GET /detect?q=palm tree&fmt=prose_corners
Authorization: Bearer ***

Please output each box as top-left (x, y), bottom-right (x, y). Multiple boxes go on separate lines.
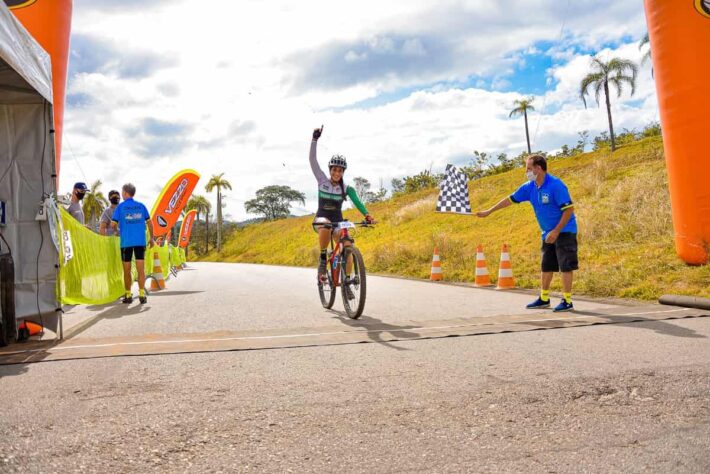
top-left (205, 173), bottom-right (232, 252)
top-left (82, 179), bottom-right (108, 231)
top-left (186, 195), bottom-right (211, 223)
top-left (639, 32), bottom-right (655, 79)
top-left (509, 97), bottom-right (535, 154)
top-left (639, 33), bottom-right (651, 66)
top-left (186, 195), bottom-right (211, 253)
top-left (580, 57), bottom-right (638, 152)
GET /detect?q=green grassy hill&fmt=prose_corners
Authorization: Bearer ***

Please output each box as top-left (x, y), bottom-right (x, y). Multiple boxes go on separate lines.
top-left (204, 137), bottom-right (709, 300)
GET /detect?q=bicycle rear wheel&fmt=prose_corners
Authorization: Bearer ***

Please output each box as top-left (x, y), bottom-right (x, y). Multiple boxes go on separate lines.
top-left (341, 246), bottom-right (366, 319)
top-left (318, 260), bottom-right (337, 309)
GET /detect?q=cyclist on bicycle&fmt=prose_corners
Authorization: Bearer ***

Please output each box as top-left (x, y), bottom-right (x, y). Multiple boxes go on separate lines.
top-left (310, 126), bottom-right (374, 277)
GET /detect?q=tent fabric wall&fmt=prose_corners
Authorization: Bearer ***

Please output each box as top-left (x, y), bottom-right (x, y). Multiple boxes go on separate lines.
top-left (0, 3), bottom-right (51, 102)
top-left (0, 3), bottom-right (58, 330)
top-left (0, 100), bottom-right (58, 323)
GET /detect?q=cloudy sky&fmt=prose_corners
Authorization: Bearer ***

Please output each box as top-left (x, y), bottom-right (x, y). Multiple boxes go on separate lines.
top-left (62, 0), bottom-right (656, 220)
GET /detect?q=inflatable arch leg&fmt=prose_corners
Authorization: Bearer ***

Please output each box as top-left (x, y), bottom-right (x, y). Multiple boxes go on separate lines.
top-left (8, 0), bottom-right (73, 182)
top-left (644, 0), bottom-right (710, 265)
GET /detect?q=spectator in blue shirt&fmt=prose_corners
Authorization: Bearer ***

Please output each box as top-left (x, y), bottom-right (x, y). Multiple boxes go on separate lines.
top-left (476, 154), bottom-right (578, 312)
top-left (111, 183), bottom-right (155, 305)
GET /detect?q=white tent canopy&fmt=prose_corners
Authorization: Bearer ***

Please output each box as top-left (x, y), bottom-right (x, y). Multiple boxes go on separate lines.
top-left (0, 2), bottom-right (59, 333)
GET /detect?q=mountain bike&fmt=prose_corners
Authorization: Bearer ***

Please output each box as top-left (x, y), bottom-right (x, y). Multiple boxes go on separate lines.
top-left (315, 221), bottom-right (372, 319)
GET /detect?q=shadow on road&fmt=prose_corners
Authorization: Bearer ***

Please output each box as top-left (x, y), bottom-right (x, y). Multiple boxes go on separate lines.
top-left (146, 290), bottom-right (205, 297)
top-left (563, 310), bottom-right (706, 339)
top-left (328, 310), bottom-right (420, 351)
top-left (0, 303), bottom-right (150, 372)
top-left (64, 303), bottom-right (151, 340)
top-left (0, 360), bottom-right (33, 378)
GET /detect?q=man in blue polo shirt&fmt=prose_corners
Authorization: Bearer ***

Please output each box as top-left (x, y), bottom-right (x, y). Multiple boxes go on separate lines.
top-left (476, 154), bottom-right (578, 312)
top-left (111, 183), bottom-right (155, 304)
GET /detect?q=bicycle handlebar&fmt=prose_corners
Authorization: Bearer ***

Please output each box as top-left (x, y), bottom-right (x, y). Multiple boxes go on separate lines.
top-left (313, 221), bottom-right (375, 229)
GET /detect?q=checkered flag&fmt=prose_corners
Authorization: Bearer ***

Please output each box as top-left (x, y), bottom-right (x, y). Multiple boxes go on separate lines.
top-left (436, 164), bottom-right (472, 214)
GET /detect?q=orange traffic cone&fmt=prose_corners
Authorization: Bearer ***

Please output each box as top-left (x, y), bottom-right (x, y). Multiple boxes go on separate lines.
top-left (430, 247), bottom-right (443, 281)
top-left (18, 320), bottom-right (43, 339)
top-left (496, 244), bottom-right (515, 289)
top-left (474, 245), bottom-right (492, 287)
top-left (149, 251), bottom-right (166, 291)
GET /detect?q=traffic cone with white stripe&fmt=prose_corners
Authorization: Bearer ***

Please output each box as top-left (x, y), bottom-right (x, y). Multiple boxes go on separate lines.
top-left (496, 244), bottom-right (515, 289)
top-left (474, 245), bottom-right (492, 287)
top-left (430, 247), bottom-right (443, 281)
top-left (149, 251), bottom-right (166, 291)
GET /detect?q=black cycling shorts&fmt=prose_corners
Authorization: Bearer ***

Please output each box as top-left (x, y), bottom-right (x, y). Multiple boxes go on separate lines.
top-left (541, 232), bottom-right (579, 272)
top-left (121, 246), bottom-right (146, 262)
top-left (312, 210), bottom-right (344, 233)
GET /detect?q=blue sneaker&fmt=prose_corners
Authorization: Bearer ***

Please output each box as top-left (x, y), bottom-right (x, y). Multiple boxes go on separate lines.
top-left (553, 299), bottom-right (574, 312)
top-left (526, 297), bottom-right (551, 309)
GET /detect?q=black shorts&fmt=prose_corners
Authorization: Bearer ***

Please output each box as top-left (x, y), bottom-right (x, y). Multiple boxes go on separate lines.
top-left (541, 232), bottom-right (579, 272)
top-left (312, 210), bottom-right (344, 233)
top-left (316, 209), bottom-right (343, 222)
top-left (121, 246), bottom-right (146, 262)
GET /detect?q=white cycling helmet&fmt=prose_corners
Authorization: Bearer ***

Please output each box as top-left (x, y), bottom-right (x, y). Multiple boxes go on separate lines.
top-left (328, 154), bottom-right (347, 170)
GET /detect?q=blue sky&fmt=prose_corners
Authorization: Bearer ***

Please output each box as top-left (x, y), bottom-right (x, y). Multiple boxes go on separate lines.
top-left (63, 0), bottom-right (656, 219)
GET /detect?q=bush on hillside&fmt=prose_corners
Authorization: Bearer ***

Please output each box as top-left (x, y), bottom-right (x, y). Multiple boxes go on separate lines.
top-left (392, 169), bottom-right (443, 198)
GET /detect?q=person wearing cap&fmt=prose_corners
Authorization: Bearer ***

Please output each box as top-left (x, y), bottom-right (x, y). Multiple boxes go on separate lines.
top-left (68, 182), bottom-right (88, 225)
top-left (476, 154), bottom-right (578, 312)
top-left (99, 190), bottom-right (121, 236)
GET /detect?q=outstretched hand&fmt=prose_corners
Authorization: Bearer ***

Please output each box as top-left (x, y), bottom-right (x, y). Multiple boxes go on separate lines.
top-left (476, 210), bottom-right (491, 218)
top-left (312, 125), bottom-right (324, 140)
top-left (365, 214), bottom-right (375, 224)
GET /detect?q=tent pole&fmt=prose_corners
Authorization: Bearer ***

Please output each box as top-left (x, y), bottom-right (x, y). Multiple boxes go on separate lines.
top-left (47, 100), bottom-right (63, 340)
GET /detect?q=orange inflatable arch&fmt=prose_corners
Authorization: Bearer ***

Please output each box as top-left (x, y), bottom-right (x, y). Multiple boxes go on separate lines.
top-left (645, 0), bottom-right (710, 265)
top-left (7, 0), bottom-right (72, 182)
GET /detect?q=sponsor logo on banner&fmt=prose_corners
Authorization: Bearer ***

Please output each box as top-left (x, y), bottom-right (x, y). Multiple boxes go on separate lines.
top-left (166, 179), bottom-right (189, 215)
top-left (696, 0), bottom-right (710, 18)
top-left (178, 210), bottom-right (197, 247)
top-left (4, 0), bottom-right (38, 9)
top-left (62, 230), bottom-right (74, 264)
top-left (151, 170), bottom-right (200, 238)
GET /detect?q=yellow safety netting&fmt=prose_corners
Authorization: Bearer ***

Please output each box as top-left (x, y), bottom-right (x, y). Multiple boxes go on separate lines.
top-left (58, 207), bottom-right (174, 305)
top-left (170, 245), bottom-right (180, 269)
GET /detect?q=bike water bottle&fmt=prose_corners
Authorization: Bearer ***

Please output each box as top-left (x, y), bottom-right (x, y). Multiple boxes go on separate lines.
top-left (333, 254), bottom-right (339, 269)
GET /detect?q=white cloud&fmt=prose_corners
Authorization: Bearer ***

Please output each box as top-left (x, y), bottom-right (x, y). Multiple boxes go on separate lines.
top-left (61, 0), bottom-right (655, 220)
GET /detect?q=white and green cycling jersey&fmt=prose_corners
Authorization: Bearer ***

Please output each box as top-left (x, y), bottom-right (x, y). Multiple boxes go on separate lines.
top-left (310, 139), bottom-right (368, 221)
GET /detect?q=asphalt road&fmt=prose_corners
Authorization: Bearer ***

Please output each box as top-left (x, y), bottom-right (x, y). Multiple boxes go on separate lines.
top-left (0, 262), bottom-right (708, 472)
top-left (60, 262), bottom-right (621, 339)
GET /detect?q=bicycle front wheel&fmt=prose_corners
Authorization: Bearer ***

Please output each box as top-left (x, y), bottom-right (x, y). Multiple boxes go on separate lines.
top-left (340, 246), bottom-right (366, 319)
top-left (318, 260), bottom-right (337, 309)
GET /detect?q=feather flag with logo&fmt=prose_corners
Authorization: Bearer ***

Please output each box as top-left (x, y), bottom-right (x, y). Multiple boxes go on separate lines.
top-left (151, 169), bottom-right (200, 239)
top-left (178, 209), bottom-right (197, 248)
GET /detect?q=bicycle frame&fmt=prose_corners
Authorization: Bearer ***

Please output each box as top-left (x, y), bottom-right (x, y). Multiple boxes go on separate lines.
top-left (327, 222), bottom-right (355, 286)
